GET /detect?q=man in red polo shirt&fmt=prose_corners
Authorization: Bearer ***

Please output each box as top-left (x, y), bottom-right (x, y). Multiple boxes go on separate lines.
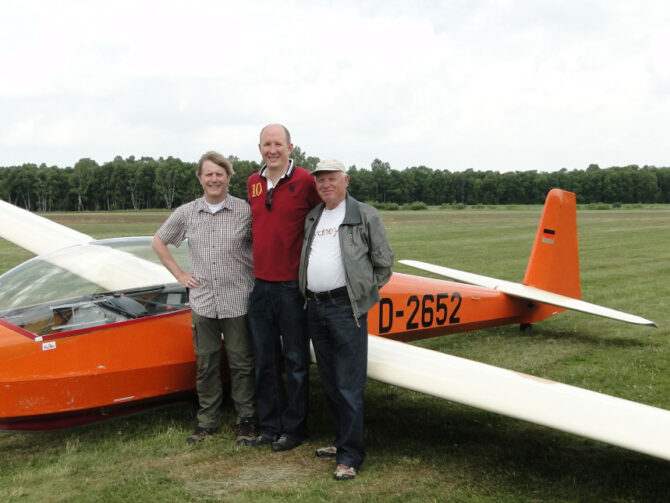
top-left (247, 124), bottom-right (321, 451)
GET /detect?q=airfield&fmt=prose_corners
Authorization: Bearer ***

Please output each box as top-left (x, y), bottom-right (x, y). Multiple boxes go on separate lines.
top-left (1, 204), bottom-right (669, 502)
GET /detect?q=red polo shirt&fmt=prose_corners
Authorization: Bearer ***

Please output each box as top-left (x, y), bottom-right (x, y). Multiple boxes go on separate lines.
top-left (248, 163), bottom-right (320, 281)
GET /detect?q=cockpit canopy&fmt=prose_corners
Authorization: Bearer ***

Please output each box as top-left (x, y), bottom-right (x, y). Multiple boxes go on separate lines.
top-left (0, 237), bottom-right (189, 312)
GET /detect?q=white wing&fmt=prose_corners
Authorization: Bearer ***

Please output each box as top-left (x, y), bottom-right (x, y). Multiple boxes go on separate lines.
top-left (399, 259), bottom-right (656, 327)
top-left (40, 243), bottom-right (176, 291)
top-left (0, 200), bottom-right (174, 290)
top-left (0, 199), bottom-right (94, 254)
top-left (363, 335), bottom-right (670, 461)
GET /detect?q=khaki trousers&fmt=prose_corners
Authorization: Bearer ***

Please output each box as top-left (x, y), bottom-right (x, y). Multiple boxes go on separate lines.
top-left (191, 311), bottom-right (256, 428)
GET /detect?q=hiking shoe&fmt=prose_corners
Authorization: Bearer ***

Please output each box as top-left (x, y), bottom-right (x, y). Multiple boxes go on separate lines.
top-left (333, 464), bottom-right (357, 481)
top-left (236, 417), bottom-right (257, 446)
top-left (186, 426), bottom-right (218, 445)
top-left (271, 435), bottom-right (302, 452)
top-left (315, 445), bottom-right (337, 458)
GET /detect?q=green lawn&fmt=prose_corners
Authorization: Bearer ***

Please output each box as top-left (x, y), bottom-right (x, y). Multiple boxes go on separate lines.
top-left (1, 205), bottom-right (669, 502)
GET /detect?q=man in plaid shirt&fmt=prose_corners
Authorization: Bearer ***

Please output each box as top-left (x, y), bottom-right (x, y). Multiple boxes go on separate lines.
top-left (152, 151), bottom-right (257, 446)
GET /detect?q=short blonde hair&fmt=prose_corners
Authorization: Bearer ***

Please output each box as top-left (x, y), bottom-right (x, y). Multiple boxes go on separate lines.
top-left (197, 151), bottom-right (234, 177)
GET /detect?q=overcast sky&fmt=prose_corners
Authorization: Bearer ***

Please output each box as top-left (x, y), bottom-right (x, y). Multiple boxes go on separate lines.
top-left (1, 0), bottom-right (668, 173)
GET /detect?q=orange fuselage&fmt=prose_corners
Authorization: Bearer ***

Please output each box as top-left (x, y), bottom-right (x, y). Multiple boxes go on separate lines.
top-left (0, 310), bottom-right (196, 429)
top-left (0, 272), bottom-right (561, 429)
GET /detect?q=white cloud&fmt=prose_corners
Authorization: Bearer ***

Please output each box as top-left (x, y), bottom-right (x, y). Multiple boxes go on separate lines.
top-left (1, 0), bottom-right (669, 171)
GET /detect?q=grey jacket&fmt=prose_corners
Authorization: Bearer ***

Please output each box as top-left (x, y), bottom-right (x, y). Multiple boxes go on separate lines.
top-left (299, 193), bottom-right (395, 323)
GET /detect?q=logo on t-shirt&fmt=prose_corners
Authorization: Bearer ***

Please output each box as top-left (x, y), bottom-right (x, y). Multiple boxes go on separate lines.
top-left (250, 182), bottom-right (263, 198)
top-left (315, 226), bottom-right (339, 237)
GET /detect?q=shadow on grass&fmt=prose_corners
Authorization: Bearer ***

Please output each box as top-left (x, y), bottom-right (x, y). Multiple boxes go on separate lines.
top-left (529, 325), bottom-right (650, 348)
top-left (0, 400), bottom-right (197, 459)
top-left (4, 366), bottom-right (669, 501)
top-left (364, 385), bottom-right (670, 501)
top-left (417, 324), bottom-right (651, 354)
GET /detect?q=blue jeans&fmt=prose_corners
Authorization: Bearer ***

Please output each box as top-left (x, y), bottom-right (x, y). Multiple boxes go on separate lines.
top-left (248, 279), bottom-right (309, 441)
top-left (308, 293), bottom-right (368, 470)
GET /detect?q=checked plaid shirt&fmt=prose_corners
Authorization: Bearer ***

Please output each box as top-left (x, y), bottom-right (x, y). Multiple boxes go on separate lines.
top-left (156, 195), bottom-right (254, 319)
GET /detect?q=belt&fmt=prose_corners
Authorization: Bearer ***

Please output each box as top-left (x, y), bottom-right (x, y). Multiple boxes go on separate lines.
top-left (306, 286), bottom-right (348, 301)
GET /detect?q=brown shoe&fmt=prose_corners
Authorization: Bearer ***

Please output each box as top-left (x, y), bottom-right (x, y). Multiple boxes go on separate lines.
top-left (186, 426), bottom-right (218, 445)
top-left (236, 417), bottom-right (257, 446)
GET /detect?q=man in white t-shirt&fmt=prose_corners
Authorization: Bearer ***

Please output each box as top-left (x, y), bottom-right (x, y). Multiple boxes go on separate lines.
top-left (298, 159), bottom-right (394, 481)
top-left (153, 151), bottom-right (256, 446)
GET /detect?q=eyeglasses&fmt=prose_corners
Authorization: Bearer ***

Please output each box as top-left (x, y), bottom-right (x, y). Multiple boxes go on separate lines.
top-left (265, 187), bottom-right (274, 210)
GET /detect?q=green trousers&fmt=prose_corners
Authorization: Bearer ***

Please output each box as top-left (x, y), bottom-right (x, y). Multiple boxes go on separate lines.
top-left (191, 311), bottom-right (256, 428)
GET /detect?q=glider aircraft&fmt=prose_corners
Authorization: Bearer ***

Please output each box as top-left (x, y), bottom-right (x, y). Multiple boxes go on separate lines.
top-left (0, 189), bottom-right (666, 462)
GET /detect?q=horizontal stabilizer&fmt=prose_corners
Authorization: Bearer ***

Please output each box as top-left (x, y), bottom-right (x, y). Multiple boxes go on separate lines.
top-left (399, 259), bottom-right (656, 327)
top-left (363, 334), bottom-right (670, 461)
top-left (0, 200), bottom-right (94, 255)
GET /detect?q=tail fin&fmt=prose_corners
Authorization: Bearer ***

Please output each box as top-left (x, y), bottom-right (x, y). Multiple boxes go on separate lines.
top-left (523, 189), bottom-right (581, 299)
top-left (401, 188), bottom-right (655, 326)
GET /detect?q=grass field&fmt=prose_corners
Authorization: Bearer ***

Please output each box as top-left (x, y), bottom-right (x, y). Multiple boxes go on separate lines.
top-left (1, 204), bottom-right (669, 502)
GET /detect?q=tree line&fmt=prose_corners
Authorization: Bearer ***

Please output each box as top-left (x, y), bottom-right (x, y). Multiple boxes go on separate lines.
top-left (1, 147), bottom-right (669, 212)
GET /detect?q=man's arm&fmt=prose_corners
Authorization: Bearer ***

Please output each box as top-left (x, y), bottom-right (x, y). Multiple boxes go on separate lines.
top-left (151, 234), bottom-right (200, 289)
top-left (367, 212), bottom-right (395, 288)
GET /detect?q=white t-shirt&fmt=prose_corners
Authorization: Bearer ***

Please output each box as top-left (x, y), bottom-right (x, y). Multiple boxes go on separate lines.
top-left (206, 200), bottom-right (226, 213)
top-left (306, 200), bottom-right (347, 292)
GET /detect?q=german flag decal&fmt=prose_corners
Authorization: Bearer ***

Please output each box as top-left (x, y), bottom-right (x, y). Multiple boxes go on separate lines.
top-left (542, 228), bottom-right (555, 244)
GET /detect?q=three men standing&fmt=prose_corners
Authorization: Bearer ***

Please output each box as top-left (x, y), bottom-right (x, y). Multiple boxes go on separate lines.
top-left (153, 131), bottom-right (394, 483)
